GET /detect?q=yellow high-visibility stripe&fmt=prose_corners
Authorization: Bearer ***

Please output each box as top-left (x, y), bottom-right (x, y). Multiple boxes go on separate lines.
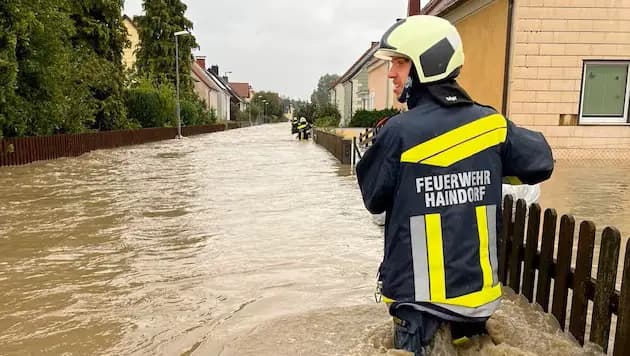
top-left (400, 114), bottom-right (507, 166)
top-left (421, 128), bottom-right (507, 167)
top-left (476, 206), bottom-right (494, 289)
top-left (503, 176), bottom-right (523, 185)
top-left (441, 283), bottom-right (502, 308)
top-left (425, 213), bottom-right (446, 302)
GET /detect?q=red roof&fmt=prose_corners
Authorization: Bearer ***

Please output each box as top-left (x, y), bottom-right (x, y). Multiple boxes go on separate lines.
top-left (229, 82), bottom-right (251, 99)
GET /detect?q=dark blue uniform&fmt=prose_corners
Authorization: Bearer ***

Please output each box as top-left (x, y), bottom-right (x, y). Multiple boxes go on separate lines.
top-left (357, 93), bottom-right (553, 322)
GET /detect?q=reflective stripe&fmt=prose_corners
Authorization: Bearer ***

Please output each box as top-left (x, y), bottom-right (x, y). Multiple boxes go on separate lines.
top-left (422, 128), bottom-right (507, 167)
top-left (502, 176), bottom-right (523, 185)
top-left (410, 215), bottom-right (430, 301)
top-left (433, 295), bottom-right (502, 318)
top-left (400, 114), bottom-right (507, 167)
top-left (440, 283), bottom-right (502, 308)
top-left (425, 213), bottom-right (446, 302)
top-left (405, 210), bottom-right (502, 314)
top-left (487, 205), bottom-right (499, 285)
top-left (475, 206), bottom-right (493, 289)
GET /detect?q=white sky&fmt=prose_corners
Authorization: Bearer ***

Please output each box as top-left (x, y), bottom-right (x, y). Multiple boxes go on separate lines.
top-left (124, 0), bottom-right (429, 99)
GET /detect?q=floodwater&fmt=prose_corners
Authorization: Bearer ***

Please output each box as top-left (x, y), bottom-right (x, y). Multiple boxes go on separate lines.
top-left (0, 123), bottom-right (617, 355)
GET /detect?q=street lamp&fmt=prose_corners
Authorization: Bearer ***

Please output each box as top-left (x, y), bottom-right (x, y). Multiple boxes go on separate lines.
top-left (262, 100), bottom-right (268, 123)
top-left (174, 30), bottom-right (191, 139)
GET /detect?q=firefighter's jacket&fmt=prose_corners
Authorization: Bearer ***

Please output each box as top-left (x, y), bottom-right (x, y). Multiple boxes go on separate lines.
top-left (356, 93), bottom-right (553, 320)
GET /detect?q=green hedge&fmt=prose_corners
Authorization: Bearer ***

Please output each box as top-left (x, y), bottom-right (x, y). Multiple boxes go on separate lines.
top-left (313, 104), bottom-right (341, 127)
top-left (348, 108), bottom-right (401, 127)
top-left (124, 86), bottom-right (176, 128)
top-left (124, 85), bottom-right (215, 128)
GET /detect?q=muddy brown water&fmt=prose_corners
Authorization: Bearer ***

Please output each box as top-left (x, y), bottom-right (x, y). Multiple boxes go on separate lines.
top-left (0, 123), bottom-right (620, 355)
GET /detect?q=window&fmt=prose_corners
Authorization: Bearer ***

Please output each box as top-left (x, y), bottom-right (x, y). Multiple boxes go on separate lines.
top-left (580, 61), bottom-right (630, 124)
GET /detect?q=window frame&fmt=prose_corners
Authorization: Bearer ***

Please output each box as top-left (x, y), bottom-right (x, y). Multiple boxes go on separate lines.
top-left (578, 60), bottom-right (630, 125)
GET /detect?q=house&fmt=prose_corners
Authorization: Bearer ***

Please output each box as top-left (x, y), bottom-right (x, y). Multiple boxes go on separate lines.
top-left (229, 82), bottom-right (253, 112)
top-left (417, 0), bottom-right (630, 159)
top-left (213, 69), bottom-right (245, 118)
top-left (191, 57), bottom-right (237, 121)
top-left (122, 15), bottom-right (140, 71)
top-left (330, 42), bottom-right (380, 126)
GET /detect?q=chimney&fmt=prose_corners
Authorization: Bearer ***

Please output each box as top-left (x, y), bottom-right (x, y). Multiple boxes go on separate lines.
top-left (408, 0), bottom-right (421, 15)
top-left (195, 56), bottom-right (206, 69)
top-left (222, 75), bottom-right (229, 82)
top-left (210, 65), bottom-right (219, 75)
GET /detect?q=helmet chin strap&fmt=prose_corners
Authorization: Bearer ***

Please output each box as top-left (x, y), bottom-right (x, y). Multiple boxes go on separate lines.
top-left (397, 76), bottom-right (413, 103)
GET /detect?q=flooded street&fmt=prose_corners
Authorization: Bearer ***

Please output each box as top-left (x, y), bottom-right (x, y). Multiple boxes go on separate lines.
top-left (0, 123), bottom-right (621, 355)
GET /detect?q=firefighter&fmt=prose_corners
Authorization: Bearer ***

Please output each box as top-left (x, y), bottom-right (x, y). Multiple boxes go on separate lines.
top-left (356, 15), bottom-right (554, 355)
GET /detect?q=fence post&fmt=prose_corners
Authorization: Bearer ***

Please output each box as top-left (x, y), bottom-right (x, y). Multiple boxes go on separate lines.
top-left (569, 221), bottom-right (596, 345)
top-left (509, 199), bottom-right (527, 292)
top-left (536, 208), bottom-right (558, 312)
top-left (614, 242), bottom-right (630, 356)
top-left (590, 227), bottom-right (621, 353)
top-left (498, 195), bottom-right (513, 284)
top-left (522, 203), bottom-right (541, 302)
top-left (352, 136), bottom-right (356, 173)
top-left (551, 215), bottom-right (576, 330)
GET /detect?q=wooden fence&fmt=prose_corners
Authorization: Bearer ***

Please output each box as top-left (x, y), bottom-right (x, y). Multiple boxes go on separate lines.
top-left (500, 196), bottom-right (629, 355)
top-left (0, 123), bottom-right (239, 167)
top-left (313, 129), bottom-right (352, 165)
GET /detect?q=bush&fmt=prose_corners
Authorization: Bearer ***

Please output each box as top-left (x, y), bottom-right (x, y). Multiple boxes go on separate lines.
top-left (180, 99), bottom-right (205, 126)
top-left (313, 104), bottom-right (341, 127)
top-left (348, 108), bottom-right (401, 127)
top-left (314, 116), bottom-right (339, 127)
top-left (124, 79), bottom-right (176, 128)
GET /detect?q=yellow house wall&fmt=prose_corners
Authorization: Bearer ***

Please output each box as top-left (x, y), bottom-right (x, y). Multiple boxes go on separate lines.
top-left (122, 18), bottom-right (139, 71)
top-left (507, 0), bottom-right (630, 156)
top-left (445, 0), bottom-right (509, 113)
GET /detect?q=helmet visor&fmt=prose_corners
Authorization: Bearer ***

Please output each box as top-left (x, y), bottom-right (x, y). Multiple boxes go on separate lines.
top-left (374, 48), bottom-right (409, 61)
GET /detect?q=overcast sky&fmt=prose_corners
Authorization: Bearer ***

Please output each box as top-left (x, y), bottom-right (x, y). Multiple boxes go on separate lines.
top-left (124, 1), bottom-right (427, 100)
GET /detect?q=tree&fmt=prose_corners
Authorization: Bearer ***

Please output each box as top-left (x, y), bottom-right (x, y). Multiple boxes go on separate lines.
top-left (0, 1), bottom-right (19, 136)
top-left (67, 0), bottom-right (129, 130)
top-left (252, 91), bottom-right (283, 121)
top-left (135, 0), bottom-right (199, 98)
top-left (0, 0), bottom-right (82, 137)
top-left (310, 73), bottom-right (339, 107)
top-left (294, 102), bottom-right (316, 123)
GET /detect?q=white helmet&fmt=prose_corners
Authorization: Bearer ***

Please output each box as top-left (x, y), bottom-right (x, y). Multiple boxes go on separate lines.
top-left (375, 15), bottom-right (464, 84)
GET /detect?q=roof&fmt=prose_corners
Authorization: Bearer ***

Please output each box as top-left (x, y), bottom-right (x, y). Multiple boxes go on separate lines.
top-left (191, 61), bottom-right (222, 92)
top-left (422, 0), bottom-right (469, 16)
top-left (229, 82), bottom-right (251, 99)
top-left (214, 74), bottom-right (243, 102)
top-left (330, 41), bottom-right (380, 89)
top-left (192, 62), bottom-right (244, 103)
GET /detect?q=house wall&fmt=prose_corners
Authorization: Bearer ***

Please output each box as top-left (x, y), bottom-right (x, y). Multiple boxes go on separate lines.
top-left (333, 84), bottom-right (346, 127)
top-left (369, 61), bottom-right (390, 110)
top-left (342, 82), bottom-right (353, 126)
top-left (353, 68), bottom-right (370, 112)
top-left (193, 77), bottom-right (211, 107)
top-left (443, 0), bottom-right (509, 112)
top-left (122, 18), bottom-right (140, 70)
top-left (508, 0), bottom-right (630, 155)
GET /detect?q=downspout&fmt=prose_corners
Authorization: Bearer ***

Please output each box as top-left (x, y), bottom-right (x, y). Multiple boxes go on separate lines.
top-left (350, 80), bottom-right (353, 125)
top-left (501, 0), bottom-right (515, 116)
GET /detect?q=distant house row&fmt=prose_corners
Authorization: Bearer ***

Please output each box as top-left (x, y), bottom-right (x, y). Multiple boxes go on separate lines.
top-left (328, 42), bottom-right (404, 127)
top-left (331, 0), bottom-right (630, 158)
top-left (122, 15), bottom-right (253, 121)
